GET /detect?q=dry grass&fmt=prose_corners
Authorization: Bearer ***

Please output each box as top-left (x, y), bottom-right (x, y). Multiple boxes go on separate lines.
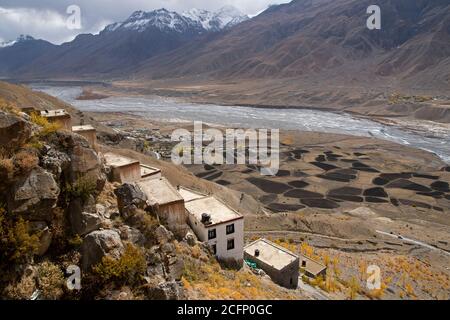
top-left (30, 113), bottom-right (61, 136)
top-left (37, 261), bottom-right (65, 300)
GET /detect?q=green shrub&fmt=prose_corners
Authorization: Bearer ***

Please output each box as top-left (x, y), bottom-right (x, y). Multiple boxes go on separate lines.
top-left (92, 243), bottom-right (146, 285)
top-left (65, 176), bottom-right (97, 203)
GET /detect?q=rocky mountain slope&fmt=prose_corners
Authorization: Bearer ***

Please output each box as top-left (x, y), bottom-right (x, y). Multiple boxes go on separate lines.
top-left (0, 6), bottom-right (248, 79)
top-left (0, 82), bottom-right (306, 300)
top-left (134, 0), bottom-right (450, 90)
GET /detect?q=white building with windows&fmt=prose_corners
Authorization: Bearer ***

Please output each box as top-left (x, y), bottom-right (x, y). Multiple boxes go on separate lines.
top-left (180, 187), bottom-right (244, 266)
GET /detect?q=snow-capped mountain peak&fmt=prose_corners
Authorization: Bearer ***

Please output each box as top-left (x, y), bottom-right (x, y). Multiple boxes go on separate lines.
top-left (182, 6), bottom-right (249, 31)
top-left (102, 6), bottom-right (249, 35)
top-left (103, 8), bottom-right (203, 34)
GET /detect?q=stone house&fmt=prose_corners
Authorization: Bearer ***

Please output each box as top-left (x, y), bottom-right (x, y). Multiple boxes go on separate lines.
top-left (244, 238), bottom-right (299, 288)
top-left (104, 152), bottom-right (142, 184)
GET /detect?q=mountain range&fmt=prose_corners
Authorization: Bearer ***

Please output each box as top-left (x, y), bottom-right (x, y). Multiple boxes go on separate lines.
top-left (0, 6), bottom-right (248, 78)
top-left (0, 0), bottom-right (449, 90)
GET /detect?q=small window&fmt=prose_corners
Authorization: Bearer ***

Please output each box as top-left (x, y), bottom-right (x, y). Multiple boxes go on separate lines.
top-left (227, 239), bottom-right (235, 250)
top-left (226, 224), bottom-right (235, 235)
top-left (208, 229), bottom-right (217, 240)
top-left (212, 244), bottom-right (217, 255)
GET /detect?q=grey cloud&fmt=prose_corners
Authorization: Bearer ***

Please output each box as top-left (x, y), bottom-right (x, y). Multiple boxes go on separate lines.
top-left (0, 0), bottom-right (290, 44)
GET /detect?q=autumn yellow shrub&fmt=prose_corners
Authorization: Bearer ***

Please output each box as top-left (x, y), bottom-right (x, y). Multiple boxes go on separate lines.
top-left (30, 113), bottom-right (60, 136)
top-left (347, 276), bottom-right (360, 300)
top-left (0, 209), bottom-right (40, 267)
top-left (93, 243), bottom-right (147, 285)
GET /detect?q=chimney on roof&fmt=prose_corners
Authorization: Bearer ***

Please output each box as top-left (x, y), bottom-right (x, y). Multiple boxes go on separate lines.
top-left (201, 213), bottom-right (211, 225)
top-left (255, 249), bottom-right (260, 257)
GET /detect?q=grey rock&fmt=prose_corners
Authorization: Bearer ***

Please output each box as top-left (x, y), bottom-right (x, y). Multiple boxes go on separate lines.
top-left (8, 166), bottom-right (60, 221)
top-left (69, 198), bottom-right (103, 236)
top-left (155, 225), bottom-right (173, 245)
top-left (81, 230), bottom-right (124, 270)
top-left (184, 232), bottom-right (197, 247)
top-left (147, 264), bottom-right (166, 278)
top-left (0, 111), bottom-right (32, 149)
top-left (167, 257), bottom-right (184, 281)
top-left (161, 242), bottom-right (175, 255)
top-left (118, 225), bottom-right (145, 246)
top-left (40, 149), bottom-right (70, 179)
top-left (146, 281), bottom-right (183, 300)
top-left (68, 134), bottom-right (106, 191)
top-left (114, 183), bottom-right (148, 219)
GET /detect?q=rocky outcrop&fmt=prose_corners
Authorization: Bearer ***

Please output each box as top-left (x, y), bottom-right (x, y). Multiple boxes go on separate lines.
top-left (146, 281), bottom-right (184, 300)
top-left (8, 166), bottom-right (60, 221)
top-left (41, 148), bottom-right (71, 179)
top-left (118, 225), bottom-right (146, 246)
top-left (50, 131), bottom-right (106, 191)
top-left (114, 183), bottom-right (148, 219)
top-left (0, 111), bottom-right (32, 149)
top-left (81, 230), bottom-right (124, 270)
top-left (68, 198), bottom-right (106, 236)
top-left (155, 225), bottom-right (174, 245)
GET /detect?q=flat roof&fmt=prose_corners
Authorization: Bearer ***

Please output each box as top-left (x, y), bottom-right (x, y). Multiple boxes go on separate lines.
top-left (300, 254), bottom-right (327, 276)
top-left (72, 125), bottom-right (96, 132)
top-left (178, 186), bottom-right (208, 202)
top-left (140, 164), bottom-right (161, 177)
top-left (40, 109), bottom-right (70, 118)
top-left (137, 177), bottom-right (183, 205)
top-left (104, 152), bottom-right (140, 168)
top-left (244, 239), bottom-right (298, 271)
top-left (185, 196), bottom-right (242, 226)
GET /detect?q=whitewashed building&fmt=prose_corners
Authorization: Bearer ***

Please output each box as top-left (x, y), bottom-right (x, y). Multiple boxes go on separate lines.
top-left (180, 187), bottom-right (244, 265)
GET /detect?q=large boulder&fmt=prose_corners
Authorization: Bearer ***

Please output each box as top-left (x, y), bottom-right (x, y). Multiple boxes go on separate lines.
top-left (0, 112), bottom-right (32, 149)
top-left (81, 230), bottom-right (124, 270)
top-left (51, 131), bottom-right (105, 191)
top-left (69, 199), bottom-right (103, 236)
top-left (114, 184), bottom-right (148, 219)
top-left (8, 166), bottom-right (60, 221)
top-left (69, 143), bottom-right (106, 191)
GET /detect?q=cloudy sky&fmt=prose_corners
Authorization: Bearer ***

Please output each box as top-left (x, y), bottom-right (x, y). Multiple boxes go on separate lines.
top-left (0, 0), bottom-right (290, 44)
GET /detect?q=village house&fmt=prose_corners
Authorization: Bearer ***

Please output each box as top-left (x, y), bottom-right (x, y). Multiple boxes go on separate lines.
top-left (244, 238), bottom-right (299, 289)
top-left (137, 177), bottom-right (187, 238)
top-left (300, 254), bottom-right (327, 279)
top-left (72, 125), bottom-right (97, 150)
top-left (140, 164), bottom-right (162, 180)
top-left (40, 109), bottom-right (72, 131)
top-left (104, 152), bottom-right (142, 184)
top-left (180, 187), bottom-right (244, 266)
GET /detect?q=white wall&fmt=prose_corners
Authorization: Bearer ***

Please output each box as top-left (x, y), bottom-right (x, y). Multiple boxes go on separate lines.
top-left (188, 214), bottom-right (244, 263)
